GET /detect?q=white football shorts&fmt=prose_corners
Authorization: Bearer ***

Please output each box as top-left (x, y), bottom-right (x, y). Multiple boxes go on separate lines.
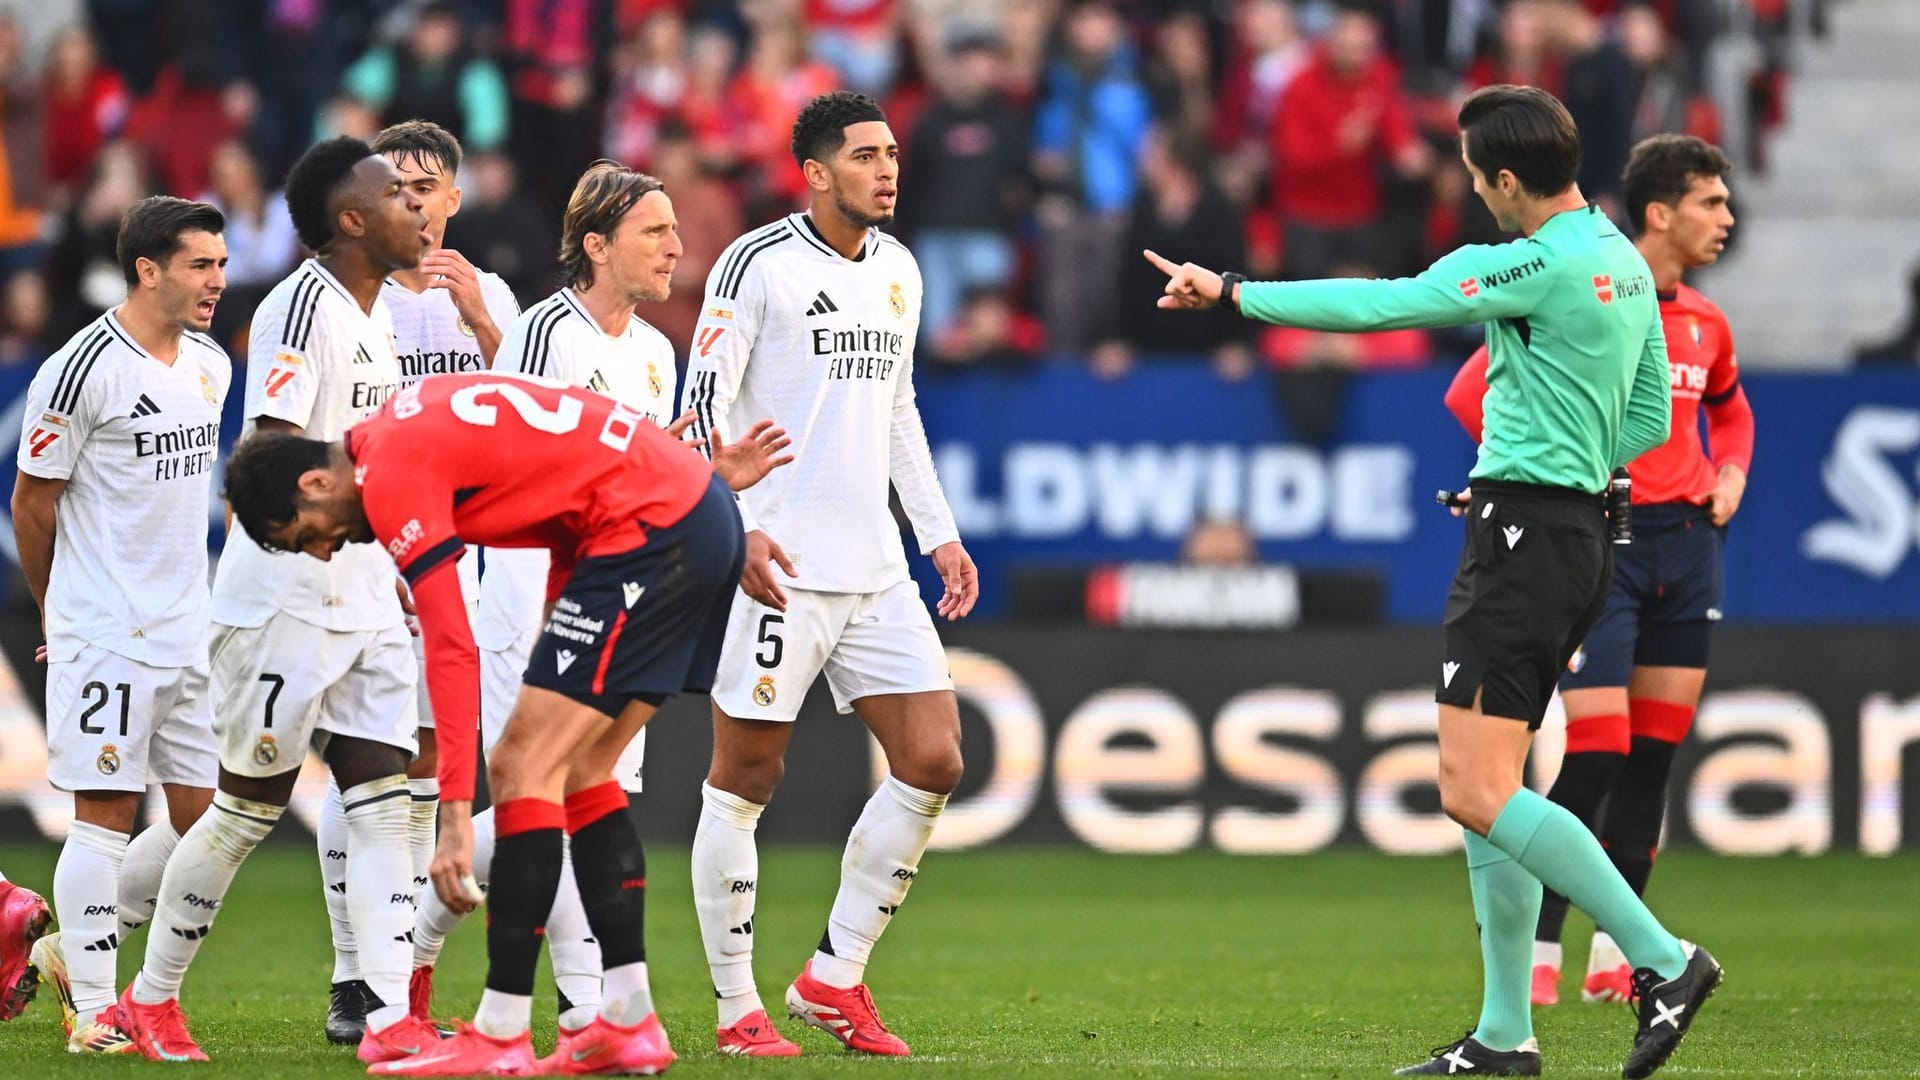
top-left (710, 580), bottom-right (952, 723)
top-left (46, 644), bottom-right (216, 793)
top-left (211, 613), bottom-right (417, 778)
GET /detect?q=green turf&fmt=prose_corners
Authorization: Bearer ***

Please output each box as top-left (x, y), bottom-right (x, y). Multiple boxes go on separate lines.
top-left (1, 843), bottom-right (1913, 1077)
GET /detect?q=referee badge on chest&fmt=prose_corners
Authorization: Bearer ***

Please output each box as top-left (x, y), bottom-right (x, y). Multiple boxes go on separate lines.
top-left (888, 281), bottom-right (905, 319)
top-left (753, 677), bottom-right (777, 707)
top-left (96, 744), bottom-right (121, 776)
top-left (253, 734), bottom-right (278, 768)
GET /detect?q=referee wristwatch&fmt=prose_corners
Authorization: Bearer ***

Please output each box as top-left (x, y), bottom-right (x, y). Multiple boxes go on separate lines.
top-left (1218, 272), bottom-right (1246, 314)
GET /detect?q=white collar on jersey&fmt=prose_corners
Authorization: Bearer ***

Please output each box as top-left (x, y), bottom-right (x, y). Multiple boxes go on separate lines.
top-left (790, 212), bottom-right (880, 263)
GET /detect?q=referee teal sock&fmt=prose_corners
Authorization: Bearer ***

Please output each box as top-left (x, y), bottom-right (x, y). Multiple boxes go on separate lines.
top-left (1464, 831), bottom-right (1539, 1052)
top-left (1487, 788), bottom-right (1687, 980)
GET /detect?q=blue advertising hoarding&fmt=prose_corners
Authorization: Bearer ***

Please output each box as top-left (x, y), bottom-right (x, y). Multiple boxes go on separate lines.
top-left (913, 365), bottom-right (1920, 623)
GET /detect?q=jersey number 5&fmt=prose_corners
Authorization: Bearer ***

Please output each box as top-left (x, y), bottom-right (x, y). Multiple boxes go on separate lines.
top-left (450, 381), bottom-right (650, 452)
top-left (755, 613), bottom-right (784, 669)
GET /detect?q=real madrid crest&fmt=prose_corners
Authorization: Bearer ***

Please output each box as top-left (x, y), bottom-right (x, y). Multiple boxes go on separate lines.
top-left (888, 281), bottom-right (905, 319)
top-left (647, 361), bottom-right (662, 398)
top-left (200, 373), bottom-right (219, 406)
top-left (97, 744), bottom-right (121, 775)
top-left (457, 314), bottom-right (476, 337)
top-left (753, 676), bottom-right (777, 707)
top-left (254, 735), bottom-right (279, 767)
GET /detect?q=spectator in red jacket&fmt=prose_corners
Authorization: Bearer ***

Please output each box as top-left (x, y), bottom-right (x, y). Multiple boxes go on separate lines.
top-left (1268, 8), bottom-right (1428, 280)
top-left (42, 25), bottom-right (128, 201)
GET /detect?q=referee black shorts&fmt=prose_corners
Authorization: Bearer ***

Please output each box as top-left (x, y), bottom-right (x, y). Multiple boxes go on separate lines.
top-left (1437, 479), bottom-right (1613, 728)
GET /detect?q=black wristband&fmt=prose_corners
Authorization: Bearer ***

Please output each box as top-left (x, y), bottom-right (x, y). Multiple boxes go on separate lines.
top-left (1219, 272), bottom-right (1246, 314)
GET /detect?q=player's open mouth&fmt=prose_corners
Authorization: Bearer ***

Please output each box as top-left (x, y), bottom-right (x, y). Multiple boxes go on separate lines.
top-left (196, 298), bottom-right (218, 317)
top-left (874, 190), bottom-right (896, 206)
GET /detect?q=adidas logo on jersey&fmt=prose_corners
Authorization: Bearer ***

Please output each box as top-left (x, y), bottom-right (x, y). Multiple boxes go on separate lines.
top-left (804, 291), bottom-right (839, 317)
top-left (130, 394), bottom-right (162, 418)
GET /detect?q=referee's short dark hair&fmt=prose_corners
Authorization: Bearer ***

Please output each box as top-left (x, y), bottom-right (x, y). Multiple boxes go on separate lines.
top-left (372, 119), bottom-right (463, 179)
top-left (791, 90), bottom-right (888, 169)
top-left (1623, 134), bottom-right (1732, 234)
top-left (117, 196), bottom-right (225, 285)
top-left (285, 136), bottom-right (378, 253)
top-left (224, 432), bottom-right (334, 550)
top-left (1457, 85), bottom-right (1582, 199)
top-left (559, 160), bottom-right (665, 291)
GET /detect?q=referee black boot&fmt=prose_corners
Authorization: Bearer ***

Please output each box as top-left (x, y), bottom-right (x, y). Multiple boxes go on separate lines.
top-left (1395, 1033), bottom-right (1541, 1076)
top-left (325, 979), bottom-right (375, 1044)
top-left (1622, 942), bottom-right (1722, 1078)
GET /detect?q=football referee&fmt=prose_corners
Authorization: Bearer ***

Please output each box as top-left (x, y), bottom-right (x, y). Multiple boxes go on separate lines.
top-left (1149, 85), bottom-right (1721, 1079)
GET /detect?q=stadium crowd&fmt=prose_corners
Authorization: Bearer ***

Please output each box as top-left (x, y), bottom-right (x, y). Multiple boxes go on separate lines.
top-left (0, 0), bottom-right (1797, 384)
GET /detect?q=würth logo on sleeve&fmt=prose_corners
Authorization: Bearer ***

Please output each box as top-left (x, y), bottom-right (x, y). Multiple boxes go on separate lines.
top-left (1594, 275), bottom-right (1615, 304)
top-left (1458, 278), bottom-right (1481, 299)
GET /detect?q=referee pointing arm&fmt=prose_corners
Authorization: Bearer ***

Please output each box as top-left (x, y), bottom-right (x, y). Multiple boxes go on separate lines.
top-left (1152, 85), bottom-right (1720, 1080)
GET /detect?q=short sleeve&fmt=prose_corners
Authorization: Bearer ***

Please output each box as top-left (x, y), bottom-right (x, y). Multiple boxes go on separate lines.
top-left (16, 348), bottom-right (102, 480)
top-left (247, 289), bottom-right (338, 430)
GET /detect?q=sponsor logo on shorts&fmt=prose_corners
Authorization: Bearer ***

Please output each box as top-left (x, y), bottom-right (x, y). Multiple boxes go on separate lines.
top-left (753, 676), bottom-right (777, 707)
top-left (1503, 525), bottom-right (1524, 549)
top-left (254, 735), bottom-right (278, 767)
top-left (557, 649), bottom-right (578, 675)
top-left (622, 581), bottom-right (645, 609)
top-left (97, 744), bottom-right (120, 775)
top-left (1706, 608), bottom-right (1723, 621)
top-left (1442, 661), bottom-right (1460, 688)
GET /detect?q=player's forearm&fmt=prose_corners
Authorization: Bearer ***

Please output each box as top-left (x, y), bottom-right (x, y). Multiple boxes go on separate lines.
top-left (470, 314), bottom-right (504, 367)
top-left (889, 404), bottom-right (960, 551)
top-left (1239, 276), bottom-right (1475, 332)
top-left (10, 484), bottom-right (59, 617)
top-left (1615, 350), bottom-right (1673, 467)
top-left (1704, 386), bottom-right (1755, 475)
top-left (413, 565), bottom-right (483, 799)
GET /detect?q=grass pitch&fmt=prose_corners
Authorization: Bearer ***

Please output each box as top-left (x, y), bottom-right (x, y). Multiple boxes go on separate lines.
top-left (0, 843), bottom-right (1913, 1078)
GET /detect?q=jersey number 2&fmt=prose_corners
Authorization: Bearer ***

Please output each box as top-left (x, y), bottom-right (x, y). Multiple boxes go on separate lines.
top-left (450, 382), bottom-right (649, 452)
top-left (79, 681), bottom-right (130, 736)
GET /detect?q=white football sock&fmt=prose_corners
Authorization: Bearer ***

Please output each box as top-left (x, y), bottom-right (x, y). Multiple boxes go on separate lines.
top-left (473, 989), bottom-right (531, 1040)
top-left (547, 840), bottom-right (602, 1022)
top-left (118, 821), bottom-right (180, 936)
top-left (811, 775), bottom-right (947, 990)
top-left (692, 782), bottom-right (765, 1027)
top-left (135, 791), bottom-right (282, 1004)
top-left (55, 820), bottom-right (129, 1016)
top-left (342, 775), bottom-right (414, 1031)
top-left (1533, 940), bottom-right (1563, 970)
top-left (319, 777), bottom-right (359, 983)
top-left (599, 961), bottom-right (652, 1027)
top-left (407, 777), bottom-right (439, 897)
top-left (413, 804), bottom-right (493, 970)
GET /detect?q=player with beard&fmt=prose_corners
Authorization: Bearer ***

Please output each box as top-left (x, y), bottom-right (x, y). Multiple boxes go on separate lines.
top-left (683, 90), bottom-right (978, 1058)
top-left (115, 138), bottom-right (442, 1066)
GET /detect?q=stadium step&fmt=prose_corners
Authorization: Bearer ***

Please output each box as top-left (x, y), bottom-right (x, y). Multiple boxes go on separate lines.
top-left (1700, 0), bottom-right (1920, 367)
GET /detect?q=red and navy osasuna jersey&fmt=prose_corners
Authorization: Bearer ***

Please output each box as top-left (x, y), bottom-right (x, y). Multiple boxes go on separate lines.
top-left (345, 372), bottom-right (713, 799)
top-left (1444, 282), bottom-right (1754, 505)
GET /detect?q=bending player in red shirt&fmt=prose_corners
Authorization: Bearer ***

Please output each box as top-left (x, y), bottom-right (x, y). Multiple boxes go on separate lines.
top-left (1444, 135), bottom-right (1755, 1007)
top-left (223, 373), bottom-right (791, 1075)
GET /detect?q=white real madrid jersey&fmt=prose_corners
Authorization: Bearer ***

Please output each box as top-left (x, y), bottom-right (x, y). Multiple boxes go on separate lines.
top-left (18, 310), bottom-right (231, 667)
top-left (382, 271), bottom-right (519, 602)
top-left (684, 213), bottom-right (958, 594)
top-left (471, 286), bottom-right (681, 650)
top-left (210, 259), bottom-right (406, 632)
top-left (382, 271), bottom-right (520, 385)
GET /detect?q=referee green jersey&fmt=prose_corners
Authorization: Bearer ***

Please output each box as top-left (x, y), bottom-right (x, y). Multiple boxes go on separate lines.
top-left (1240, 206), bottom-right (1671, 494)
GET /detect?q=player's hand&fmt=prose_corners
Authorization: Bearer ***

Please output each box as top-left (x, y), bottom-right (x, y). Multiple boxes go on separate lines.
top-left (34, 644), bottom-right (46, 663)
top-left (424, 249), bottom-right (488, 324)
top-left (1143, 249), bottom-right (1225, 310)
top-left (1450, 486), bottom-right (1472, 518)
top-left (431, 801), bottom-right (482, 915)
top-left (1709, 464), bottom-right (1746, 526)
top-left (710, 420), bottom-right (793, 491)
top-left (396, 580), bottom-right (420, 637)
top-left (931, 541), bottom-right (978, 621)
top-left (741, 530), bottom-right (796, 612)
top-left (665, 409), bottom-right (698, 441)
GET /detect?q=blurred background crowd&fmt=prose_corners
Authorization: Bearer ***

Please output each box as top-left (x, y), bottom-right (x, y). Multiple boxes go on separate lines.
top-left (0, 0), bottom-right (1850, 394)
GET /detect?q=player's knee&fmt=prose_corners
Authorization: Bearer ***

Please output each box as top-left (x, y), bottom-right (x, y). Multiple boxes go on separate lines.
top-left (709, 755), bottom-right (784, 806)
top-left (896, 743), bottom-right (963, 795)
top-left (1436, 769), bottom-right (1501, 835)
